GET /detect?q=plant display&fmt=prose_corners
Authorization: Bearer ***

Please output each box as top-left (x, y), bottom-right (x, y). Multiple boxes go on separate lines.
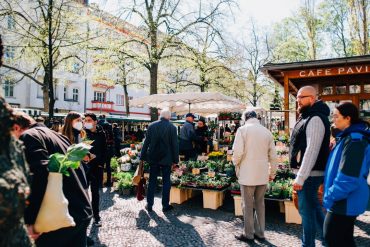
top-left (115, 172), bottom-right (134, 190)
top-left (218, 112), bottom-right (241, 120)
top-left (208, 151), bottom-right (225, 160)
top-left (265, 179), bottom-right (293, 199)
top-left (48, 143), bottom-right (91, 176)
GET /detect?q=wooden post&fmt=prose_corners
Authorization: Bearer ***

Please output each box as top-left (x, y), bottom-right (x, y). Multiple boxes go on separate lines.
top-left (284, 75), bottom-right (290, 133)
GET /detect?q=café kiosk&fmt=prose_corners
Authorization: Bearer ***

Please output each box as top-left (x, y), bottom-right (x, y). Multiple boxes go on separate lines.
top-left (262, 55), bottom-right (370, 132)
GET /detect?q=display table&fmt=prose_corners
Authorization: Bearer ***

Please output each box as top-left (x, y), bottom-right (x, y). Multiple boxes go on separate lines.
top-left (232, 196), bottom-right (301, 224)
top-left (170, 186), bottom-right (226, 210)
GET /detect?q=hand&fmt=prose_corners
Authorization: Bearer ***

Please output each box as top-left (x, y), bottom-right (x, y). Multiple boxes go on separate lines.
top-left (27, 225), bottom-right (40, 240)
top-left (171, 164), bottom-right (178, 171)
top-left (82, 154), bottom-right (90, 163)
top-left (293, 182), bottom-right (303, 191)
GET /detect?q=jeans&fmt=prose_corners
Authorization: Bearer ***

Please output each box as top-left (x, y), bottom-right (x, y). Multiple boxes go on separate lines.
top-left (89, 168), bottom-right (101, 221)
top-left (324, 211), bottom-right (356, 247)
top-left (105, 145), bottom-right (114, 185)
top-left (297, 176), bottom-right (325, 247)
top-left (240, 185), bottom-right (267, 239)
top-left (147, 164), bottom-right (172, 209)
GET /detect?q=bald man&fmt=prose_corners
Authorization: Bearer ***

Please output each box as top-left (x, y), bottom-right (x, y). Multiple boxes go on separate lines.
top-left (290, 86), bottom-right (330, 247)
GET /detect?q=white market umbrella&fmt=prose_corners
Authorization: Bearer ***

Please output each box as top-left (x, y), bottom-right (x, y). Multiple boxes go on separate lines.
top-left (129, 92), bottom-right (245, 115)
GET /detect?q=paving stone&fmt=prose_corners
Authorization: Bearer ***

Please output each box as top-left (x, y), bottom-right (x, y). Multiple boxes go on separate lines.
top-left (88, 188), bottom-right (370, 247)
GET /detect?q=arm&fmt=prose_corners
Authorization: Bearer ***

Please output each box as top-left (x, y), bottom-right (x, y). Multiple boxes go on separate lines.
top-left (140, 126), bottom-right (151, 161)
top-left (268, 135), bottom-right (278, 178)
top-left (171, 125), bottom-right (179, 164)
top-left (232, 129), bottom-right (245, 168)
top-left (294, 117), bottom-right (325, 186)
top-left (20, 133), bottom-right (49, 225)
top-left (324, 137), bottom-right (367, 209)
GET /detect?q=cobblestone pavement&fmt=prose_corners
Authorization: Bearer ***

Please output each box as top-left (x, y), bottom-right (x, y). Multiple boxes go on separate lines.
top-left (88, 188), bottom-right (370, 247)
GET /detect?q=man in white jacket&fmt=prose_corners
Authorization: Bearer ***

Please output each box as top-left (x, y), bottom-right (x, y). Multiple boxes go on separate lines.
top-left (232, 110), bottom-right (278, 243)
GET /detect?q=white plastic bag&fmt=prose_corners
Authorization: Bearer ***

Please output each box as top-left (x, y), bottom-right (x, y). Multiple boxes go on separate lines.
top-left (34, 172), bottom-right (76, 233)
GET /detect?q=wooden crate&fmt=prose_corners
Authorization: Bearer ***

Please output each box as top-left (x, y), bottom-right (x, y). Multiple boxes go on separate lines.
top-left (170, 187), bottom-right (188, 204)
top-left (284, 200), bottom-right (302, 224)
top-left (233, 195), bottom-right (243, 216)
top-left (202, 190), bottom-right (224, 210)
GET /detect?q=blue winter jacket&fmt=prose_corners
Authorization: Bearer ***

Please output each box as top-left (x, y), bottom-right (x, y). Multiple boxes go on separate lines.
top-left (323, 123), bottom-right (370, 216)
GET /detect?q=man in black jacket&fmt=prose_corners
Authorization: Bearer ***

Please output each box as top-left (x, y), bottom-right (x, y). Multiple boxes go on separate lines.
top-left (84, 113), bottom-right (106, 227)
top-left (140, 109), bottom-right (179, 212)
top-left (98, 115), bottom-right (114, 187)
top-left (12, 112), bottom-right (92, 247)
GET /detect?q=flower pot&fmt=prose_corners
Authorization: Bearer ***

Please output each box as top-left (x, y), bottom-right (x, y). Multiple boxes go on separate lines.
top-left (120, 188), bottom-right (132, 196)
top-left (34, 172), bottom-right (76, 233)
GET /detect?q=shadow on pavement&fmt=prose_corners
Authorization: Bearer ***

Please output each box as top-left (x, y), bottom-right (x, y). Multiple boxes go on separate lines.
top-left (88, 225), bottom-right (107, 247)
top-left (136, 209), bottom-right (207, 246)
top-left (99, 187), bottom-right (115, 211)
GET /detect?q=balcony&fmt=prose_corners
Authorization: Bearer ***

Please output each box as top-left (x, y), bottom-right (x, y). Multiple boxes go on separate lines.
top-left (90, 100), bottom-right (114, 112)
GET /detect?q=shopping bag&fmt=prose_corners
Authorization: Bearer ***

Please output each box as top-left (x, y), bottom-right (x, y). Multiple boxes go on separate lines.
top-left (293, 184), bottom-right (323, 210)
top-left (34, 172), bottom-right (76, 233)
top-left (132, 161), bottom-right (144, 186)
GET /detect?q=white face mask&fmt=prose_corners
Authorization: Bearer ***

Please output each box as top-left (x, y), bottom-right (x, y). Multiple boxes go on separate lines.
top-left (84, 122), bottom-right (94, 130)
top-left (72, 122), bottom-right (83, 131)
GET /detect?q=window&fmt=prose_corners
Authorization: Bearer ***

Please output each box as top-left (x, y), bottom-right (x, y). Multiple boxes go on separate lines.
top-left (73, 88), bottom-right (79, 102)
top-left (94, 91), bottom-right (106, 102)
top-left (322, 86), bottom-right (333, 95)
top-left (71, 63), bottom-right (80, 73)
top-left (64, 87), bottom-right (68, 100)
top-left (349, 85), bottom-right (360, 94)
top-left (3, 80), bottom-right (14, 97)
top-left (336, 85), bottom-right (347, 94)
top-left (116, 94), bottom-right (124, 105)
top-left (5, 47), bottom-right (15, 59)
top-left (7, 15), bottom-right (15, 29)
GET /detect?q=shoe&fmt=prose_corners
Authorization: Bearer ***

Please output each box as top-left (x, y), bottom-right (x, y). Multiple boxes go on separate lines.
top-left (254, 234), bottom-right (265, 241)
top-left (87, 237), bottom-right (94, 246)
top-left (162, 205), bottom-right (174, 212)
top-left (94, 219), bottom-right (102, 227)
top-left (235, 234), bottom-right (254, 243)
top-left (145, 205), bottom-right (153, 212)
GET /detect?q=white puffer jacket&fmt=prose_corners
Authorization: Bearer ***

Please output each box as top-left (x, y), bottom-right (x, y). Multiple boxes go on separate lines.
top-left (232, 118), bottom-right (278, 186)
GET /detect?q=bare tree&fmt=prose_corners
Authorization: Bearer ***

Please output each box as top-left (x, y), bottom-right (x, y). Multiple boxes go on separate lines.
top-left (0, 0), bottom-right (96, 117)
top-left (242, 22), bottom-right (272, 107)
top-left (348, 0), bottom-right (369, 55)
top-left (116, 0), bottom-right (235, 119)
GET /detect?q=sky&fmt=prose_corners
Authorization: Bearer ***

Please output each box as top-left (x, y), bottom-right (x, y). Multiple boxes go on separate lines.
top-left (89, 0), bottom-right (302, 40)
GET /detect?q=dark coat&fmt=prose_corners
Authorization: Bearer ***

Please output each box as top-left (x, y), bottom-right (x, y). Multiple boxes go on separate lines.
top-left (85, 125), bottom-right (107, 173)
top-left (140, 118), bottom-right (179, 165)
top-left (20, 123), bottom-right (92, 225)
top-left (195, 125), bottom-right (208, 154)
top-left (179, 121), bottom-right (200, 151)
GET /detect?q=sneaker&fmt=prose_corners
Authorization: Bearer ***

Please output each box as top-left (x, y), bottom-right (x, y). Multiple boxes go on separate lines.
top-left (145, 205), bottom-right (153, 212)
top-left (94, 219), bottom-right (102, 227)
top-left (235, 234), bottom-right (254, 243)
top-left (162, 205), bottom-right (174, 212)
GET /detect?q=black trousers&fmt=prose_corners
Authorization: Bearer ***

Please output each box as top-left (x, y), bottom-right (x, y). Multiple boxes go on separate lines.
top-left (324, 211), bottom-right (356, 247)
top-left (35, 220), bottom-right (90, 247)
top-left (89, 169), bottom-right (101, 221)
top-left (105, 145), bottom-right (114, 185)
top-left (181, 149), bottom-right (197, 161)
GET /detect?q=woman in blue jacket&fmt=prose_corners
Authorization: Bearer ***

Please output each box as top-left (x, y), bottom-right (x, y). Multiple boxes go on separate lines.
top-left (323, 102), bottom-right (370, 247)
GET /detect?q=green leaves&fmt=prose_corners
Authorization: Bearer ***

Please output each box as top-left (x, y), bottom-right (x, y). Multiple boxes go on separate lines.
top-left (48, 143), bottom-right (92, 176)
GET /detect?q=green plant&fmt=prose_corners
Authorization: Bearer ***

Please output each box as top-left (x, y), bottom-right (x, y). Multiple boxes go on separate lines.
top-left (111, 157), bottom-right (119, 172)
top-left (48, 143), bottom-right (91, 176)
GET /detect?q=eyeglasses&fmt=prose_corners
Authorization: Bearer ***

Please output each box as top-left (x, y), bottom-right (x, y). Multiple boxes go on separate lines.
top-left (296, 95), bottom-right (312, 100)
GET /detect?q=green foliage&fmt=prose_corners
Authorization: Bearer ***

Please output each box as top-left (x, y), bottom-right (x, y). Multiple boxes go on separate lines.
top-left (115, 172), bottom-right (134, 190)
top-left (48, 143), bottom-right (91, 176)
top-left (110, 157), bottom-right (119, 172)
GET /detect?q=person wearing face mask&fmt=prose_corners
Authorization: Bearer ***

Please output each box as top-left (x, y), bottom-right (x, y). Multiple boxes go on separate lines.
top-left (83, 113), bottom-right (107, 227)
top-left (11, 111), bottom-right (92, 246)
top-left (61, 112), bottom-right (86, 144)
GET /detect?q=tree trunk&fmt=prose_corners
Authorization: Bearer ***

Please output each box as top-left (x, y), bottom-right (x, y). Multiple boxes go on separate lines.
top-left (123, 82), bottom-right (130, 116)
top-left (149, 62), bottom-right (158, 121)
top-left (361, 0), bottom-right (368, 54)
top-left (47, 0), bottom-right (55, 118)
top-left (42, 83), bottom-right (49, 113)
